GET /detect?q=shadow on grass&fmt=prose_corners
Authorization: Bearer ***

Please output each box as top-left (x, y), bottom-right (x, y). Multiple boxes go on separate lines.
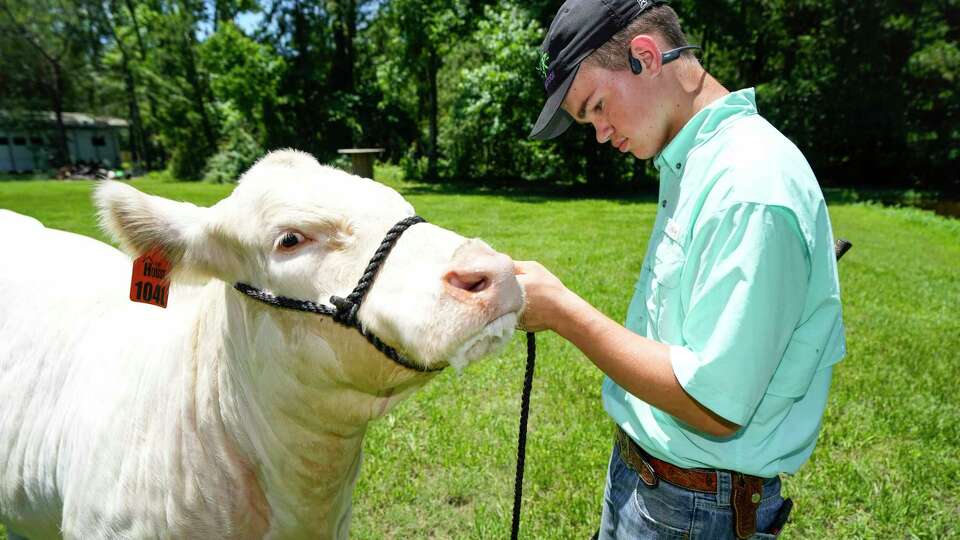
top-left (399, 177), bottom-right (660, 205)
top-left (0, 172), bottom-right (57, 182)
top-left (823, 187), bottom-right (959, 219)
top-left (403, 178), bottom-right (959, 217)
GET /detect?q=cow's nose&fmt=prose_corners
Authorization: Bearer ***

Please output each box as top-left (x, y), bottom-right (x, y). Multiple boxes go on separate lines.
top-left (444, 241), bottom-right (514, 298)
top-left (446, 269), bottom-right (492, 293)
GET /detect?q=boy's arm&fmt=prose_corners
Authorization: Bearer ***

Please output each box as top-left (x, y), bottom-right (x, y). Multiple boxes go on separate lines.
top-left (515, 260), bottom-right (740, 438)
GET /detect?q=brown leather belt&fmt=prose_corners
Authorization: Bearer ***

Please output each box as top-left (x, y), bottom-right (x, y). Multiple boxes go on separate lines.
top-left (615, 426), bottom-right (766, 539)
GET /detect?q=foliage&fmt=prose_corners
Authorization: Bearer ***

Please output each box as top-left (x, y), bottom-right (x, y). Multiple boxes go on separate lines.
top-left (673, 0), bottom-right (959, 192)
top-left (0, 0), bottom-right (956, 190)
top-left (367, 0), bottom-right (485, 179)
top-left (202, 103), bottom-right (263, 183)
top-left (200, 21), bottom-right (285, 145)
top-left (440, 4), bottom-right (563, 182)
top-left (0, 0), bottom-right (104, 166)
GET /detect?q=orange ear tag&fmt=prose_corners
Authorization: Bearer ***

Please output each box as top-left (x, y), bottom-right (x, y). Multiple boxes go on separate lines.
top-left (129, 247), bottom-right (172, 308)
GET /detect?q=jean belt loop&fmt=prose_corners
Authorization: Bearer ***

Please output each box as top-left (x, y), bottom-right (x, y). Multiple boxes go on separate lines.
top-left (717, 470), bottom-right (731, 505)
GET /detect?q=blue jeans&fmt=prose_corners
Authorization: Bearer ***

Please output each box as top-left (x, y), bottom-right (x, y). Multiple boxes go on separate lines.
top-left (598, 441), bottom-right (787, 539)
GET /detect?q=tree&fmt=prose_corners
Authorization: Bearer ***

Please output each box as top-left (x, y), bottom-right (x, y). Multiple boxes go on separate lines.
top-left (0, 0), bottom-right (84, 167)
top-left (438, 2), bottom-right (639, 188)
top-left (89, 0), bottom-right (154, 166)
top-left (258, 0), bottom-right (337, 158)
top-left (369, 0), bottom-right (487, 179)
top-left (903, 2), bottom-right (960, 194)
top-left (441, 3), bottom-right (560, 182)
top-left (675, 0), bottom-right (958, 190)
top-left (128, 0), bottom-right (221, 178)
top-left (200, 21), bottom-right (284, 143)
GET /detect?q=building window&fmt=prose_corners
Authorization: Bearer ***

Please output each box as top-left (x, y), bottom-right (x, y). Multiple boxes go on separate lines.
top-left (92, 135), bottom-right (106, 147)
top-left (30, 136), bottom-right (43, 146)
top-left (13, 137), bottom-right (26, 146)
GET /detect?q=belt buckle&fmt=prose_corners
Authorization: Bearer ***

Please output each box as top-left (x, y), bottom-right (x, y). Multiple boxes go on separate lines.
top-left (616, 427), bottom-right (658, 488)
top-left (637, 455), bottom-right (659, 488)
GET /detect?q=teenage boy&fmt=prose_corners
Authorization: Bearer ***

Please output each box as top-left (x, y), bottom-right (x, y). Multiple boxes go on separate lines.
top-left (516, 1), bottom-right (846, 537)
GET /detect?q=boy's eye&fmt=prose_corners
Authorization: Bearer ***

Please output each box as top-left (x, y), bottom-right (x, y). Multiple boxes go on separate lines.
top-left (595, 101), bottom-right (604, 113)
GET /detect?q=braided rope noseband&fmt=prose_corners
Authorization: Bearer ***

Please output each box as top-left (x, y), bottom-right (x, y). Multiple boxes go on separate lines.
top-left (233, 215), bottom-right (442, 373)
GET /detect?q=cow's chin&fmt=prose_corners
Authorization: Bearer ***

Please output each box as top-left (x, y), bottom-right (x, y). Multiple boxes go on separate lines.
top-left (444, 312), bottom-right (518, 373)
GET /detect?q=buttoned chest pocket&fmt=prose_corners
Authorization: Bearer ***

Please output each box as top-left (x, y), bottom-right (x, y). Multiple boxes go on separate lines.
top-left (647, 218), bottom-right (687, 342)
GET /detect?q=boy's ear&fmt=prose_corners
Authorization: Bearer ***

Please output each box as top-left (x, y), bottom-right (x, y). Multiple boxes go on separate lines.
top-left (95, 181), bottom-right (237, 281)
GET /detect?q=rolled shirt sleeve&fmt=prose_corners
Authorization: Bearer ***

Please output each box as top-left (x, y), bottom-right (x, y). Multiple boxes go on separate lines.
top-left (671, 203), bottom-right (811, 426)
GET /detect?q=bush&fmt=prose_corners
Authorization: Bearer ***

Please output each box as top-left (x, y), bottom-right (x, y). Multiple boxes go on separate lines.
top-left (166, 129), bottom-right (211, 181)
top-left (438, 3), bottom-right (645, 189)
top-left (203, 104), bottom-right (263, 183)
top-left (440, 4), bottom-right (559, 183)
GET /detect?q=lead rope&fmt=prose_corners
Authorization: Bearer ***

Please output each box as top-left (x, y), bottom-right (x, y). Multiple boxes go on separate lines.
top-left (511, 332), bottom-right (536, 540)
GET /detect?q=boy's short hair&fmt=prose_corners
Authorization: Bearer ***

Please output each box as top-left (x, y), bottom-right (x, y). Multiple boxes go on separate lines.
top-left (588, 5), bottom-right (692, 71)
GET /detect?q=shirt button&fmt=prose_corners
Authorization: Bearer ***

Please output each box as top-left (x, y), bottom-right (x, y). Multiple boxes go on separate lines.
top-left (676, 162), bottom-right (681, 170)
top-left (661, 200), bottom-right (667, 208)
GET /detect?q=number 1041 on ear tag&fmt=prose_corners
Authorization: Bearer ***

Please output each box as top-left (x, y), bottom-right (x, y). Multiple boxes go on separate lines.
top-left (130, 248), bottom-right (171, 308)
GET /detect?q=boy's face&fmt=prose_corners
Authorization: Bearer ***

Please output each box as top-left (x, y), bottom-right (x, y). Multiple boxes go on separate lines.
top-left (561, 60), bottom-right (670, 160)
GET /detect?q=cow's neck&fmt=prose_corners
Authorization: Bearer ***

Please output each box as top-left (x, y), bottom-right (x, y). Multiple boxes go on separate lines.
top-left (194, 280), bottom-right (428, 538)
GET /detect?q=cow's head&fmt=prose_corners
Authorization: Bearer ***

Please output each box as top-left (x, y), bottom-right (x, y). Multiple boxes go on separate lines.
top-left (95, 150), bottom-right (524, 393)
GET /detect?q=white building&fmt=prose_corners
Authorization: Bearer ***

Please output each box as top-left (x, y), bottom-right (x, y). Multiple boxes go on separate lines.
top-left (0, 111), bottom-right (128, 173)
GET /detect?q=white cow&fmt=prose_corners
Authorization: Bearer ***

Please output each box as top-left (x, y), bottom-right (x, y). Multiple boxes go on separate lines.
top-left (0, 150), bottom-right (524, 539)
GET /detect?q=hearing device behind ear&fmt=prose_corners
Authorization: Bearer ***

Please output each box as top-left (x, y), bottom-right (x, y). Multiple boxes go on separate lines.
top-left (629, 45), bottom-right (702, 75)
top-left (629, 52), bottom-right (644, 74)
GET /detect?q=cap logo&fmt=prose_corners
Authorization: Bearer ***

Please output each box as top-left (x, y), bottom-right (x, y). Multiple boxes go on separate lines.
top-left (537, 50), bottom-right (550, 79)
top-left (638, 0), bottom-right (651, 9)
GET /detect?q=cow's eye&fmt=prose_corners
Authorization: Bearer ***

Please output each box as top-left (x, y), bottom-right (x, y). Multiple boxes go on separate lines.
top-left (278, 232), bottom-right (305, 250)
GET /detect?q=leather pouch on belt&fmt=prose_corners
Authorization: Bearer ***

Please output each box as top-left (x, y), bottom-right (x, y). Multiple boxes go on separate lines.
top-left (732, 474), bottom-right (762, 539)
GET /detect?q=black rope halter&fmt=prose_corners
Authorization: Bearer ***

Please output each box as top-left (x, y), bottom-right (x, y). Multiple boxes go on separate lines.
top-left (233, 215), bottom-right (440, 373)
top-left (232, 213), bottom-right (544, 538)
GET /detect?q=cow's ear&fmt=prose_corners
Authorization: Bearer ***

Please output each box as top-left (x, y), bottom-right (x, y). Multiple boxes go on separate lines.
top-left (95, 181), bottom-right (237, 281)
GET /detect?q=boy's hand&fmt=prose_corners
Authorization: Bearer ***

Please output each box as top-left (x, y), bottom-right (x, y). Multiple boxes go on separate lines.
top-left (513, 260), bottom-right (572, 333)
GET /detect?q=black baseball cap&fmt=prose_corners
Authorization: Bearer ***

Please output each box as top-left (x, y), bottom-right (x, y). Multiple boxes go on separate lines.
top-left (529, 0), bottom-right (669, 140)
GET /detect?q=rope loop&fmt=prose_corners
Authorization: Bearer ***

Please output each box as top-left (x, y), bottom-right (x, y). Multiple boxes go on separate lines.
top-left (330, 295), bottom-right (360, 326)
top-left (346, 215), bottom-right (425, 305)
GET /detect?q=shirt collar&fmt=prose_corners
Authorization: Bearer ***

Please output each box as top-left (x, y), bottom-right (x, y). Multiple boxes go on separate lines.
top-left (655, 88), bottom-right (759, 174)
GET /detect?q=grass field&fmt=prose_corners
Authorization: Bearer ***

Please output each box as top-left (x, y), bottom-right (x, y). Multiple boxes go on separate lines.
top-left (1, 172), bottom-right (958, 539)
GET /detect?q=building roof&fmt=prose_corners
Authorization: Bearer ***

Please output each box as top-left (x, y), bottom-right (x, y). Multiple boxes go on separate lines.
top-left (0, 111), bottom-right (129, 129)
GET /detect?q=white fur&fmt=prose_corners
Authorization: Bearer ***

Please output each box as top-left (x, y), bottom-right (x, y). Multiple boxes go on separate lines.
top-left (0, 150), bottom-right (523, 539)
top-left (447, 313), bottom-right (518, 373)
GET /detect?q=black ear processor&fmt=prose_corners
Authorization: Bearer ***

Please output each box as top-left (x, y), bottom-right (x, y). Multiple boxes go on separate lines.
top-left (628, 53), bottom-right (645, 75)
top-left (629, 45), bottom-right (702, 75)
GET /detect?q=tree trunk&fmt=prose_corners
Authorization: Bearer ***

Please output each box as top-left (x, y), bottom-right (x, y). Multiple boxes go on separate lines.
top-left (50, 62), bottom-right (69, 167)
top-left (290, 0), bottom-right (321, 155)
top-left (327, 0), bottom-right (357, 146)
top-left (181, 28), bottom-right (217, 153)
top-left (121, 52), bottom-right (147, 165)
top-left (330, 0), bottom-right (356, 93)
top-left (124, 0), bottom-right (161, 167)
top-left (0, 0), bottom-right (69, 166)
top-left (102, 0), bottom-right (150, 166)
top-left (426, 46), bottom-right (439, 180)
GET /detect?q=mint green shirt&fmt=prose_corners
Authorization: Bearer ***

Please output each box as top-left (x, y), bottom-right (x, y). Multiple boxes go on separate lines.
top-left (602, 89), bottom-right (846, 477)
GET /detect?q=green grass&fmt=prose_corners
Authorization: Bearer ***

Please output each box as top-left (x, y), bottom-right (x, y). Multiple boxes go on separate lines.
top-left (0, 175), bottom-right (957, 539)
